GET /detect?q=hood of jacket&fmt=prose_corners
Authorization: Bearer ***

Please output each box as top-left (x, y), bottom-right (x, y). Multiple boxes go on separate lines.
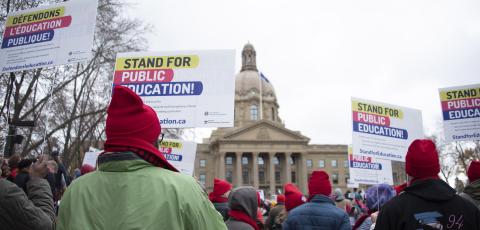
top-left (228, 186), bottom-right (258, 219)
top-left (464, 179), bottom-right (480, 201)
top-left (405, 179), bottom-right (456, 202)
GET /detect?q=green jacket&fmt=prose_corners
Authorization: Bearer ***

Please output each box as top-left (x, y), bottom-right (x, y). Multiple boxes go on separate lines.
top-left (57, 152), bottom-right (226, 230)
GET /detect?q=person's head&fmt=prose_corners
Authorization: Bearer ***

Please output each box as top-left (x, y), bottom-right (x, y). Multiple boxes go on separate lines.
top-left (8, 154), bottom-right (21, 169)
top-left (284, 183), bottom-right (306, 211)
top-left (365, 184), bottom-right (396, 212)
top-left (46, 160), bottom-right (58, 174)
top-left (405, 139), bottom-right (440, 180)
top-left (228, 186), bottom-right (258, 219)
top-left (467, 160), bottom-right (480, 183)
top-left (51, 150), bottom-right (61, 163)
top-left (17, 158), bottom-right (35, 173)
top-left (308, 170), bottom-right (332, 199)
top-left (276, 194), bottom-right (285, 205)
top-left (105, 86), bottom-right (176, 171)
top-left (73, 168), bottom-right (81, 178)
top-left (80, 164), bottom-right (95, 175)
top-left (333, 188), bottom-right (345, 202)
top-left (208, 178), bottom-right (232, 202)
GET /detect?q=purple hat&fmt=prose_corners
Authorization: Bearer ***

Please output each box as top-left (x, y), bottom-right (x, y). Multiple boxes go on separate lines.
top-left (365, 184), bottom-right (396, 212)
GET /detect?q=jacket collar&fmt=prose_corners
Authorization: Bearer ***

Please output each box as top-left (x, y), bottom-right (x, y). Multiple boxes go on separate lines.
top-left (309, 194), bottom-right (335, 205)
top-left (405, 179), bottom-right (455, 201)
top-left (98, 152), bottom-right (153, 172)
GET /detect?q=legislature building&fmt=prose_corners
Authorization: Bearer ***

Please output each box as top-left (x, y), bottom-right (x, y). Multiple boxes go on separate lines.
top-left (194, 43), bottom-right (406, 196)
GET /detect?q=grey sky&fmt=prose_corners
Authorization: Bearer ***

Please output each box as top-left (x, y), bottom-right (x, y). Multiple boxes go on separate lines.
top-left (126, 0), bottom-right (480, 144)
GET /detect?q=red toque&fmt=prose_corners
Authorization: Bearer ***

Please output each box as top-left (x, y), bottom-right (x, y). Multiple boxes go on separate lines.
top-left (284, 183), bottom-right (306, 211)
top-left (276, 194), bottom-right (285, 203)
top-left (394, 183), bottom-right (407, 195)
top-left (208, 178), bottom-right (232, 202)
top-left (405, 139), bottom-right (440, 179)
top-left (80, 164), bottom-right (95, 175)
top-left (308, 170), bottom-right (332, 198)
top-left (105, 85), bottom-right (177, 171)
top-left (468, 160), bottom-right (480, 183)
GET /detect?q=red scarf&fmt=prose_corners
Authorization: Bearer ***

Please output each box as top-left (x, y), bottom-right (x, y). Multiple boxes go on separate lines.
top-left (352, 210), bottom-right (375, 230)
top-left (228, 210), bottom-right (259, 230)
top-left (208, 193), bottom-right (228, 203)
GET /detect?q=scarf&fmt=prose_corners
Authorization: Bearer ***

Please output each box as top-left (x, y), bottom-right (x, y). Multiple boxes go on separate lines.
top-left (228, 210), bottom-right (259, 230)
top-left (103, 146), bottom-right (173, 170)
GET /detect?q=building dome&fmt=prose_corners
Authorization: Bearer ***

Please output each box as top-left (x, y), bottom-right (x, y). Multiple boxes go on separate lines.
top-left (234, 43), bottom-right (281, 127)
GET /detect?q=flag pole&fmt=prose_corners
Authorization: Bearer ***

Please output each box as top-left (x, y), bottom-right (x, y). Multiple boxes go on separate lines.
top-left (258, 71), bottom-right (263, 120)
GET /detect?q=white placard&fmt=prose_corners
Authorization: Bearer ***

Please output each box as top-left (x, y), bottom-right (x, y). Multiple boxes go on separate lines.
top-left (160, 139), bottom-right (197, 176)
top-left (439, 83), bottom-right (480, 142)
top-left (351, 97), bottom-right (424, 162)
top-left (0, 0), bottom-right (98, 73)
top-left (112, 50), bottom-right (235, 128)
top-left (82, 151), bottom-right (100, 168)
top-left (348, 146), bottom-right (393, 185)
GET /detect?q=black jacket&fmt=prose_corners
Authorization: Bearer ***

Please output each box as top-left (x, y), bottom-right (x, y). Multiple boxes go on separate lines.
top-left (375, 179), bottom-right (480, 230)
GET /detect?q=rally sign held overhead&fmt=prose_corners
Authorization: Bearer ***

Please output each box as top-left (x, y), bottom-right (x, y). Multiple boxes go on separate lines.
top-left (439, 83), bottom-right (480, 142)
top-left (352, 97), bottom-right (423, 162)
top-left (160, 139), bottom-right (197, 176)
top-left (0, 0), bottom-right (98, 73)
top-left (113, 50), bottom-right (235, 128)
top-left (348, 147), bottom-right (393, 185)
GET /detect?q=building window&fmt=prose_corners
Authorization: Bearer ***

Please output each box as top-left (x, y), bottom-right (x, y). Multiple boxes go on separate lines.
top-left (226, 156), bottom-right (233, 165)
top-left (199, 174), bottom-right (206, 185)
top-left (319, 160), bottom-right (325, 168)
top-left (200, 159), bottom-right (206, 168)
top-left (307, 160), bottom-right (312, 168)
top-left (345, 173), bottom-right (349, 184)
top-left (226, 170), bottom-right (233, 183)
top-left (331, 160), bottom-right (337, 168)
top-left (274, 156), bottom-right (279, 165)
top-left (275, 171), bottom-right (281, 183)
top-left (289, 156), bottom-right (294, 165)
top-left (291, 171), bottom-right (296, 183)
top-left (250, 105), bottom-right (258, 120)
top-left (259, 170), bottom-right (265, 184)
top-left (332, 172), bottom-right (339, 184)
top-left (258, 156), bottom-right (265, 165)
top-left (344, 160), bottom-right (349, 168)
top-left (242, 171), bottom-right (249, 184)
top-left (242, 157), bottom-right (248, 165)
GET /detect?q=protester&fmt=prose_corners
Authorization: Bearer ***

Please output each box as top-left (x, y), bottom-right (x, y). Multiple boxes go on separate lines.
top-left (353, 184), bottom-right (395, 230)
top-left (374, 139), bottom-right (480, 230)
top-left (51, 150), bottom-right (67, 200)
top-left (0, 155), bottom-right (56, 230)
top-left (57, 85), bottom-right (226, 230)
top-left (459, 160), bottom-right (480, 209)
top-left (273, 183), bottom-right (306, 229)
top-left (209, 178), bottom-right (233, 221)
top-left (80, 164), bottom-right (95, 175)
top-left (73, 168), bottom-right (81, 179)
top-left (333, 188), bottom-right (353, 213)
top-left (265, 194), bottom-right (285, 230)
top-left (14, 158), bottom-right (34, 193)
top-left (225, 186), bottom-right (260, 230)
top-left (283, 171), bottom-right (351, 230)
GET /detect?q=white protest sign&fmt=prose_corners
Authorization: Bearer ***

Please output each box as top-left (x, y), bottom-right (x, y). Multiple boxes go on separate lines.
top-left (348, 146), bottom-right (393, 185)
top-left (0, 0), bottom-right (98, 73)
top-left (346, 179), bottom-right (359, 189)
top-left (352, 97), bottom-right (423, 162)
top-left (112, 50), bottom-right (235, 128)
top-left (82, 151), bottom-right (100, 168)
top-left (160, 139), bottom-right (197, 176)
top-left (439, 83), bottom-right (480, 142)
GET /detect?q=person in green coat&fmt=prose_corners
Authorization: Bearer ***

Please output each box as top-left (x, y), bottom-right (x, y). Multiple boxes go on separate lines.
top-left (57, 85), bottom-right (226, 230)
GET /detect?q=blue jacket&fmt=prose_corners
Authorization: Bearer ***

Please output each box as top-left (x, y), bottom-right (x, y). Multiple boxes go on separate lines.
top-left (283, 194), bottom-right (351, 230)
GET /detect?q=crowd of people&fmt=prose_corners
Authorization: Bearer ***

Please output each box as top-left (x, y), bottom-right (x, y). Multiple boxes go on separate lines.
top-left (1, 85), bottom-right (480, 230)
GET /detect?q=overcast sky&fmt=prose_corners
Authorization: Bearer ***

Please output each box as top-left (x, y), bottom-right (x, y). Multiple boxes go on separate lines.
top-left (126, 0), bottom-right (480, 144)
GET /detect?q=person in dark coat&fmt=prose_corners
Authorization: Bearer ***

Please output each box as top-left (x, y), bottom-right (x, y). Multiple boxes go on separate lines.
top-left (208, 178), bottom-right (232, 221)
top-left (374, 139), bottom-right (480, 230)
top-left (0, 155), bottom-right (56, 230)
top-left (226, 186), bottom-right (260, 230)
top-left (283, 171), bottom-right (351, 230)
top-left (460, 160), bottom-right (480, 209)
top-left (14, 158), bottom-right (35, 193)
top-left (265, 194), bottom-right (285, 230)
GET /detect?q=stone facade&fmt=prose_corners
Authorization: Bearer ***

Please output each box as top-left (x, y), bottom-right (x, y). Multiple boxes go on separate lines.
top-left (194, 43), bottom-right (406, 197)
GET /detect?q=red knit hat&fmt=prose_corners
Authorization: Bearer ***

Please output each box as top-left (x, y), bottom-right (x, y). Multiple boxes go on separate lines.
top-left (405, 139), bottom-right (440, 179)
top-left (308, 170), bottom-right (332, 198)
top-left (105, 85), bottom-right (177, 172)
top-left (80, 164), bottom-right (95, 175)
top-left (467, 160), bottom-right (480, 182)
top-left (208, 178), bottom-right (232, 202)
top-left (284, 183), bottom-right (306, 211)
top-left (277, 194), bottom-right (285, 203)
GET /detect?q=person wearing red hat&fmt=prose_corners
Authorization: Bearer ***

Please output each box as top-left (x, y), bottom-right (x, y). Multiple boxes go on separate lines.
top-left (283, 171), bottom-right (350, 230)
top-left (57, 86), bottom-right (226, 230)
top-left (80, 164), bottom-right (95, 176)
top-left (374, 139), bottom-right (480, 230)
top-left (460, 160), bottom-right (480, 209)
top-left (265, 194), bottom-right (286, 230)
top-left (209, 178), bottom-right (233, 221)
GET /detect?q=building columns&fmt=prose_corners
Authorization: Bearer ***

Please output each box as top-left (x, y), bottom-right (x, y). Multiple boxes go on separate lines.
top-left (284, 152), bottom-right (292, 184)
top-left (252, 152), bottom-right (259, 189)
top-left (235, 152), bottom-right (243, 186)
top-left (269, 152), bottom-right (276, 196)
top-left (218, 152), bottom-right (225, 179)
top-left (298, 153), bottom-right (308, 194)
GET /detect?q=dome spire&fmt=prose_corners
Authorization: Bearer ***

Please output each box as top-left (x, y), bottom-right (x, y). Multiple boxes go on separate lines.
top-left (241, 43), bottom-right (258, 72)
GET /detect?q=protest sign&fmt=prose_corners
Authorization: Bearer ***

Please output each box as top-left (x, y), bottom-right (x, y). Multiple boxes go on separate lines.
top-left (112, 50), bottom-right (235, 128)
top-left (348, 146), bottom-right (393, 185)
top-left (351, 97), bottom-right (423, 162)
top-left (0, 0), bottom-right (98, 73)
top-left (439, 83), bottom-right (480, 142)
top-left (160, 139), bottom-right (197, 176)
top-left (346, 179), bottom-right (359, 189)
top-left (82, 151), bottom-right (100, 168)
